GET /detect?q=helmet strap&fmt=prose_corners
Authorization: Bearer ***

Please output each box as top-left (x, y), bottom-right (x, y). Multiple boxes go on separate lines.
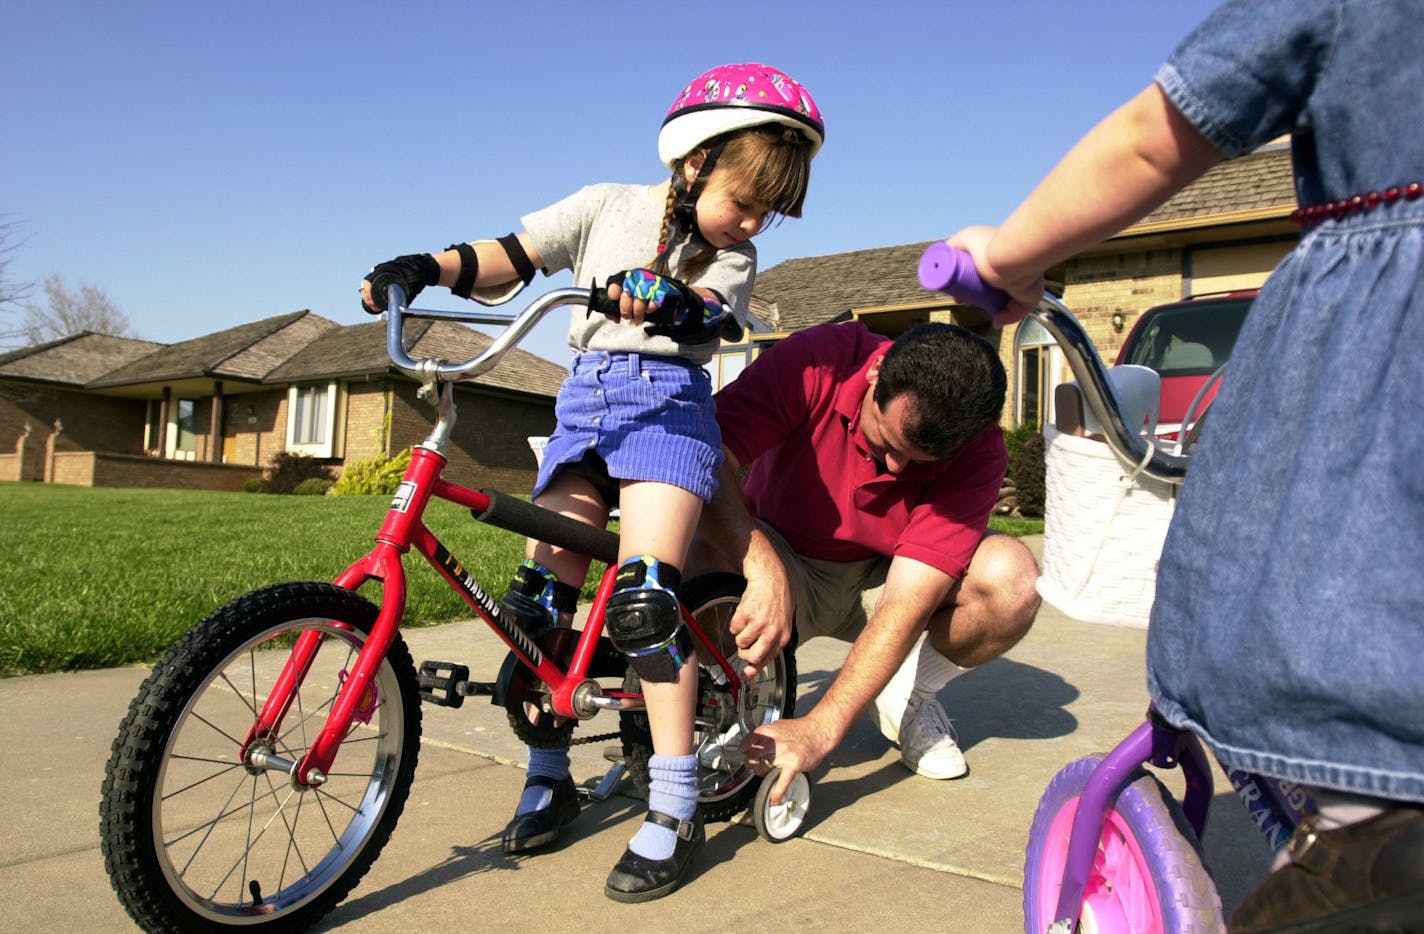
top-left (662, 140), bottom-right (726, 270)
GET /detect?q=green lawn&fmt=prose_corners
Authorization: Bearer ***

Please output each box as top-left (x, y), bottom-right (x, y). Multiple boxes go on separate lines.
top-left (0, 482), bottom-right (1040, 676)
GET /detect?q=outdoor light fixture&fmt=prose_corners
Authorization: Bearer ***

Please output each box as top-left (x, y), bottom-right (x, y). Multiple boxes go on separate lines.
top-left (1111, 311), bottom-right (1126, 333)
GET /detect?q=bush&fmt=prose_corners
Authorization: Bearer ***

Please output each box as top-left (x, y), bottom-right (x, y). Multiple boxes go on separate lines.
top-left (293, 477), bottom-right (335, 496)
top-left (1004, 423), bottom-right (1039, 478)
top-left (242, 478), bottom-right (263, 493)
top-left (261, 451), bottom-right (336, 494)
top-left (1008, 430), bottom-right (1046, 518)
top-left (329, 447), bottom-right (413, 496)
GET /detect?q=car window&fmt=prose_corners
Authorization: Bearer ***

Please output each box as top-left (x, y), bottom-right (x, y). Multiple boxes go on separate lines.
top-left (1121, 298), bottom-right (1253, 377)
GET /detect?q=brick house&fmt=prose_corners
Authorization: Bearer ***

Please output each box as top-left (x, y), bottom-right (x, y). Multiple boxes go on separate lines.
top-left (707, 142), bottom-right (1298, 429)
top-left (0, 312), bottom-right (566, 492)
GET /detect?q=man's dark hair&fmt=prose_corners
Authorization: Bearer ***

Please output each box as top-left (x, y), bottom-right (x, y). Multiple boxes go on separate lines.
top-left (872, 322), bottom-right (1007, 459)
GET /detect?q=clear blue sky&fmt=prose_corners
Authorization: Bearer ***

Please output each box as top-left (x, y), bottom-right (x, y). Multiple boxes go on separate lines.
top-left (3, 0), bottom-right (1223, 364)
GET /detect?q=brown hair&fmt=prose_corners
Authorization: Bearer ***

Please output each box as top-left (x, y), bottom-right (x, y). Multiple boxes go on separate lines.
top-left (651, 124), bottom-right (814, 281)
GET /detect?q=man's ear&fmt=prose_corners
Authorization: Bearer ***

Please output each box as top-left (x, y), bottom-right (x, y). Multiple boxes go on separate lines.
top-left (866, 353), bottom-right (885, 387)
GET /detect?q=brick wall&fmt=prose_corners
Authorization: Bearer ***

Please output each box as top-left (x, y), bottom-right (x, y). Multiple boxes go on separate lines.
top-left (1, 380), bottom-right (148, 480)
top-left (386, 381), bottom-right (554, 494)
top-left (226, 390), bottom-right (287, 469)
top-left (49, 450), bottom-right (261, 490)
top-left (342, 381), bottom-right (391, 467)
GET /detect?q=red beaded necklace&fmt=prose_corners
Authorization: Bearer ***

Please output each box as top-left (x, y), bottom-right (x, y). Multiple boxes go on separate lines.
top-left (1290, 182), bottom-right (1423, 227)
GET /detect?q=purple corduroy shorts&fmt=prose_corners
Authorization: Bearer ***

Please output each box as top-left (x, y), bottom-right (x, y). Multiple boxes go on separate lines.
top-left (533, 351), bottom-right (723, 503)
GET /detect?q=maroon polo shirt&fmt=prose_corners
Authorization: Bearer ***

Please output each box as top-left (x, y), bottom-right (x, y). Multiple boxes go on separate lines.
top-left (715, 321), bottom-right (1006, 580)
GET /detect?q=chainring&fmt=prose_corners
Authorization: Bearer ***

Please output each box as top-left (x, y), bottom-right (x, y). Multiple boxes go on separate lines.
top-left (497, 627), bottom-right (625, 748)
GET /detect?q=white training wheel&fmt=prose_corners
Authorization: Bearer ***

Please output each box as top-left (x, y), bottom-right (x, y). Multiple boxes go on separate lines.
top-left (753, 767), bottom-right (812, 842)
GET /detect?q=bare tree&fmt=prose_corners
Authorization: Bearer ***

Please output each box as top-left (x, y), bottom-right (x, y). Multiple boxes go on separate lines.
top-left (0, 217), bottom-right (35, 345)
top-left (18, 272), bottom-right (134, 345)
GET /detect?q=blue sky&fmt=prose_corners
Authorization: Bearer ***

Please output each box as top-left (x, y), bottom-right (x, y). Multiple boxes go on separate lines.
top-left (2, 0), bottom-right (1224, 364)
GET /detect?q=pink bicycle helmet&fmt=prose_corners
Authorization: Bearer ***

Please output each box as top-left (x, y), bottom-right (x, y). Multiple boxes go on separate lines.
top-left (658, 63), bottom-right (824, 168)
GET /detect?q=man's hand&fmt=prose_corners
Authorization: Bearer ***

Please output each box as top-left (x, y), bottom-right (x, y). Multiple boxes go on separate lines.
top-left (729, 575), bottom-right (793, 681)
top-left (740, 716), bottom-right (836, 805)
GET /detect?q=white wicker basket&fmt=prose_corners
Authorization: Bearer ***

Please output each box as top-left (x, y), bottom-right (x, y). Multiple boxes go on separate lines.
top-left (1036, 424), bottom-right (1177, 628)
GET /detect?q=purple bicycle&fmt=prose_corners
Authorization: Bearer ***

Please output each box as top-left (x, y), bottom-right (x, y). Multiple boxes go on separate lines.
top-left (920, 245), bottom-right (1313, 934)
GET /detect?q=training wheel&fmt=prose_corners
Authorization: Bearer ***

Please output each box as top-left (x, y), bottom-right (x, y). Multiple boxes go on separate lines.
top-left (753, 767), bottom-right (812, 842)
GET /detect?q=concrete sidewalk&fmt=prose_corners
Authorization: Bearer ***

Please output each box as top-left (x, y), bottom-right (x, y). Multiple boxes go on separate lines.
top-left (0, 538), bottom-right (1273, 932)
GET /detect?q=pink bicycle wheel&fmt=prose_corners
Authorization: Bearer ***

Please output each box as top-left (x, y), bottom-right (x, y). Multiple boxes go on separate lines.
top-left (1023, 755), bottom-right (1223, 933)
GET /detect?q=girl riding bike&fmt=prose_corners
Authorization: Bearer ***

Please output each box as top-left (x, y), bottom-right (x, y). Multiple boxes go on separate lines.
top-left (946, 0), bottom-right (1424, 928)
top-left (359, 62), bottom-right (824, 903)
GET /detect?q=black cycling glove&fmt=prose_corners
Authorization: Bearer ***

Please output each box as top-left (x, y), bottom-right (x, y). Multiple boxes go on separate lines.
top-left (362, 253), bottom-right (441, 313)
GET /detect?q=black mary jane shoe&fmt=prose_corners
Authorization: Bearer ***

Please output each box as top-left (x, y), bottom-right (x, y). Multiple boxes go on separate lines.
top-left (604, 810), bottom-right (705, 903)
top-left (501, 774), bottom-right (581, 854)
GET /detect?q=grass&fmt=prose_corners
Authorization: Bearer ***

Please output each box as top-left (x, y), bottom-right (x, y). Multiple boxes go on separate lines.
top-left (0, 482), bottom-right (1040, 677)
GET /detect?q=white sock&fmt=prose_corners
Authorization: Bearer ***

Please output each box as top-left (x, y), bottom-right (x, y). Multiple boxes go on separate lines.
top-left (873, 633), bottom-right (970, 737)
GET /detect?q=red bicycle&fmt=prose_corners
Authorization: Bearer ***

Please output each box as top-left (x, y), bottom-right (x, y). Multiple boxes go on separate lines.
top-left (99, 284), bottom-right (803, 932)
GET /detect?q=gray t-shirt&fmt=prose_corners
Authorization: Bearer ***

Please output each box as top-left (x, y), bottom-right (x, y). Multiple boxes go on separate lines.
top-left (522, 182), bottom-right (756, 365)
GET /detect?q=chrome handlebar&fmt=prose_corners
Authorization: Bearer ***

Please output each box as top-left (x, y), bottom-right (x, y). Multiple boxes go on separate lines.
top-left (1028, 293), bottom-right (1189, 486)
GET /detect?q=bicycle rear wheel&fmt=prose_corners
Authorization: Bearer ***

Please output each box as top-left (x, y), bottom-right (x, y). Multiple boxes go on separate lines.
top-left (100, 582), bottom-right (421, 932)
top-left (619, 573), bottom-right (797, 823)
top-left (1023, 755), bottom-right (1223, 933)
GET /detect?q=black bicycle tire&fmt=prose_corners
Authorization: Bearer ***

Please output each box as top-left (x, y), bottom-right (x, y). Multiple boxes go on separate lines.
top-left (99, 581), bottom-right (422, 933)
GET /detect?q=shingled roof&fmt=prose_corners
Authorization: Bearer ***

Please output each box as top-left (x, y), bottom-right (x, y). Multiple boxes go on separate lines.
top-left (1138, 144), bottom-right (1295, 225)
top-left (752, 240), bottom-right (935, 333)
top-left (87, 311), bottom-right (338, 388)
top-left (0, 332), bottom-right (163, 387)
top-left (266, 319), bottom-right (566, 398)
top-left (752, 145), bottom-right (1296, 332)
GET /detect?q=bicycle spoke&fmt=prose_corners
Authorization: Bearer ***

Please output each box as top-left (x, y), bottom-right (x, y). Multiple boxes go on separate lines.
top-left (160, 758), bottom-right (246, 801)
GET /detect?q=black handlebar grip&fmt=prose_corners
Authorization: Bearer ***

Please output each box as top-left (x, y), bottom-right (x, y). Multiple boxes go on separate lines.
top-left (473, 488), bottom-right (620, 565)
top-left (587, 283), bottom-right (621, 321)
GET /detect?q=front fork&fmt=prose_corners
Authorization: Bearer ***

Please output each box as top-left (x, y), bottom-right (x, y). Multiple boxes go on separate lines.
top-left (1050, 709), bottom-right (1215, 930)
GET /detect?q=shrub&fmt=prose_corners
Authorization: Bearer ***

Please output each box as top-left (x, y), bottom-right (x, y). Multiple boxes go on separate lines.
top-left (261, 451), bottom-right (336, 494)
top-left (1004, 423), bottom-right (1039, 479)
top-left (329, 447), bottom-right (413, 496)
top-left (242, 478), bottom-right (263, 493)
top-left (1009, 430), bottom-right (1046, 518)
top-left (293, 477), bottom-right (335, 496)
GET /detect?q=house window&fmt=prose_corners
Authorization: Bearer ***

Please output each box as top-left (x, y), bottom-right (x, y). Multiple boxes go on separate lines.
top-left (175, 399), bottom-right (199, 456)
top-left (705, 345), bottom-right (756, 392)
top-left (286, 382), bottom-right (338, 458)
top-left (1014, 317), bottom-right (1061, 428)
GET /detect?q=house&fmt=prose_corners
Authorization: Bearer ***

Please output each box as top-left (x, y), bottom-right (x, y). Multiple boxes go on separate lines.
top-left (705, 141), bottom-right (1299, 430)
top-left (0, 312), bottom-right (567, 492)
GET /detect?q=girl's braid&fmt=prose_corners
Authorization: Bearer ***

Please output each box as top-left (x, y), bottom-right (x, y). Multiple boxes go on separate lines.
top-left (649, 168), bottom-right (717, 282)
top-left (650, 180), bottom-right (678, 275)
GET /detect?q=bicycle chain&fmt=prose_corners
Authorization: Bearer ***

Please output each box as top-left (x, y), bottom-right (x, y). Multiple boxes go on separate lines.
top-left (568, 729), bottom-right (622, 747)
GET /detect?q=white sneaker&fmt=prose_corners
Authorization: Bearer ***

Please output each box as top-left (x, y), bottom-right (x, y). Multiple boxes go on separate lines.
top-left (874, 688), bottom-right (968, 780)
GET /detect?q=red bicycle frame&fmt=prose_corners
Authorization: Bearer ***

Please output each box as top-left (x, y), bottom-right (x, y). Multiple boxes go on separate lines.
top-left (244, 443), bottom-right (741, 786)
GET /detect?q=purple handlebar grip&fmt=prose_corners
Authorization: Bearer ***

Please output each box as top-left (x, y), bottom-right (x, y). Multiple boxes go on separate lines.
top-left (917, 243), bottom-right (1009, 312)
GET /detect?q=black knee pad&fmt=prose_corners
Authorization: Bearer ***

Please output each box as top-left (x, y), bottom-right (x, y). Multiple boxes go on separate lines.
top-left (605, 556), bottom-right (693, 683)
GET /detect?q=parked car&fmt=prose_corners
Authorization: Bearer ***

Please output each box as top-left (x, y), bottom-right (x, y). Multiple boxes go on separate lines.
top-left (1114, 290), bottom-right (1256, 439)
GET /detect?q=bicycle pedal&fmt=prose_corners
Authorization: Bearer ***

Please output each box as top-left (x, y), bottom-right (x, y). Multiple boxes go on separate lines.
top-left (417, 660), bottom-right (469, 708)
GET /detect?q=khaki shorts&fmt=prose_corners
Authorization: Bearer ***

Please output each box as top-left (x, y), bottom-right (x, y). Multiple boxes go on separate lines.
top-left (760, 522), bottom-right (891, 643)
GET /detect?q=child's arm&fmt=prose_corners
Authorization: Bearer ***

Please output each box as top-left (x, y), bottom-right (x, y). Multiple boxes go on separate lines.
top-left (949, 83), bottom-right (1224, 323)
top-left (360, 232), bottom-right (544, 312)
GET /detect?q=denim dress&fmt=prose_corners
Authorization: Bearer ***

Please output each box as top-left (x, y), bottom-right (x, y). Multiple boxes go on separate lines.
top-left (1146, 0), bottom-right (1424, 802)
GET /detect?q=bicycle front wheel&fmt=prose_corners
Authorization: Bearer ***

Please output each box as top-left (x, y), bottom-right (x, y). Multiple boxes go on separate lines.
top-left (100, 582), bottom-right (421, 933)
top-left (1023, 755), bottom-right (1223, 934)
